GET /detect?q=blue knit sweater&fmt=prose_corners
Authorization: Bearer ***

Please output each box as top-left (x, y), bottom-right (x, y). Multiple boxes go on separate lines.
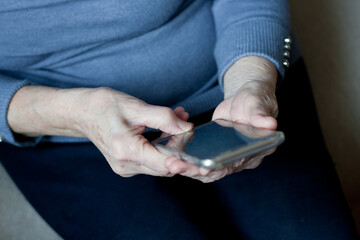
top-left (0, 0), bottom-right (300, 146)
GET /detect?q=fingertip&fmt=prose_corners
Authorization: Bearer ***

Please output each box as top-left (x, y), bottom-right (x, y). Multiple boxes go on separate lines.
top-left (164, 157), bottom-right (175, 168)
top-left (178, 121), bottom-right (194, 132)
top-left (179, 111), bottom-right (189, 121)
top-left (263, 116), bottom-right (278, 129)
top-left (200, 168), bottom-right (211, 176)
top-left (165, 156), bottom-right (186, 174)
top-left (174, 106), bottom-right (185, 114)
top-left (251, 115), bottom-right (277, 130)
top-left (173, 107), bottom-right (191, 130)
top-left (169, 160), bottom-right (187, 174)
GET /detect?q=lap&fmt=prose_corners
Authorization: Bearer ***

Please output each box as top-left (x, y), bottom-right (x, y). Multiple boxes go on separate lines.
top-left (1, 59), bottom-right (358, 239)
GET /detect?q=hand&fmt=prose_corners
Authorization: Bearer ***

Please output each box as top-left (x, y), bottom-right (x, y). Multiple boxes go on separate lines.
top-left (163, 118), bottom-right (277, 183)
top-left (161, 120), bottom-right (236, 183)
top-left (213, 56), bottom-right (278, 129)
top-left (7, 86), bottom-right (193, 177)
top-left (212, 79), bottom-right (278, 129)
top-left (78, 88), bottom-right (194, 177)
top-left (164, 56), bottom-right (279, 182)
top-left (211, 56), bottom-right (279, 176)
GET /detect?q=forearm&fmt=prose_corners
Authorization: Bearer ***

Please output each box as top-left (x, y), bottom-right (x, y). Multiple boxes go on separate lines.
top-left (223, 56), bottom-right (278, 99)
top-left (7, 85), bottom-right (91, 138)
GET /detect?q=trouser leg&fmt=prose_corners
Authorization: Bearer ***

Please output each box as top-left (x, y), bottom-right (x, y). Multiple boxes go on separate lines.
top-left (1, 58), bottom-right (357, 240)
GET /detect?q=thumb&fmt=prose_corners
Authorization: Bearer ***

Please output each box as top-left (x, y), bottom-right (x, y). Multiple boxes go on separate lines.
top-left (212, 98), bottom-right (231, 121)
top-left (250, 114), bottom-right (277, 130)
top-left (247, 100), bottom-right (277, 130)
top-left (135, 104), bottom-right (193, 134)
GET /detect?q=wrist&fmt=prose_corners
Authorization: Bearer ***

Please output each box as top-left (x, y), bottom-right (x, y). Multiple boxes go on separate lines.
top-left (7, 86), bottom-right (90, 138)
top-left (223, 56), bottom-right (278, 98)
top-left (51, 87), bottom-right (94, 138)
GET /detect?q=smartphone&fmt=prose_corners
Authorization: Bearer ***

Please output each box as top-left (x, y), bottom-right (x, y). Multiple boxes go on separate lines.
top-left (152, 119), bottom-right (285, 170)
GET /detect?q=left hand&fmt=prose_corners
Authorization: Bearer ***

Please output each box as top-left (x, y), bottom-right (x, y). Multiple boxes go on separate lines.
top-left (165, 56), bottom-right (279, 183)
top-left (212, 79), bottom-right (278, 129)
top-left (211, 56), bottom-right (279, 177)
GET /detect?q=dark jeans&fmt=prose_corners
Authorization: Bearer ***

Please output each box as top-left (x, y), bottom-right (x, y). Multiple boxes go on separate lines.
top-left (1, 59), bottom-right (358, 240)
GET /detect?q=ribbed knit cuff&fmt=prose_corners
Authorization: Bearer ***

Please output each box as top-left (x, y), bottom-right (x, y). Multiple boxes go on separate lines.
top-left (214, 19), bottom-right (290, 89)
top-left (0, 73), bottom-right (42, 147)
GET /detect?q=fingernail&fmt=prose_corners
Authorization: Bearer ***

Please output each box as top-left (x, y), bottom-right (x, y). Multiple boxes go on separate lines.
top-left (180, 111), bottom-right (189, 120)
top-left (183, 132), bottom-right (193, 143)
top-left (179, 121), bottom-right (193, 132)
top-left (200, 168), bottom-right (211, 176)
top-left (165, 157), bottom-right (175, 168)
top-left (171, 165), bottom-right (186, 174)
top-left (177, 168), bottom-right (187, 174)
top-left (165, 160), bottom-right (171, 168)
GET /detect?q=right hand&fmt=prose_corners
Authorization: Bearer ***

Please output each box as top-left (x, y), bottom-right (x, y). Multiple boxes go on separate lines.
top-left (8, 85), bottom-right (193, 177)
top-left (78, 88), bottom-right (194, 177)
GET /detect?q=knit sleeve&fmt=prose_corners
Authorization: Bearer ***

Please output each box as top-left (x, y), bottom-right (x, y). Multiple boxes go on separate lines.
top-left (0, 72), bottom-right (42, 146)
top-left (212, 0), bottom-right (292, 87)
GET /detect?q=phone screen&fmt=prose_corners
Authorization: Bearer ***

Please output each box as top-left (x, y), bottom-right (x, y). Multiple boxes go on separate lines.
top-left (153, 119), bottom-right (284, 169)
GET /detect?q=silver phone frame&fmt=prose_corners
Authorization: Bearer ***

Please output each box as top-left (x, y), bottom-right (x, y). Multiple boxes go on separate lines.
top-left (153, 121), bottom-right (285, 170)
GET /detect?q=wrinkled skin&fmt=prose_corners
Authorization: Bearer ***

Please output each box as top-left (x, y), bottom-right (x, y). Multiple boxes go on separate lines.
top-left (165, 56), bottom-right (279, 183)
top-left (78, 89), bottom-right (194, 178)
top-left (8, 56), bottom-right (279, 183)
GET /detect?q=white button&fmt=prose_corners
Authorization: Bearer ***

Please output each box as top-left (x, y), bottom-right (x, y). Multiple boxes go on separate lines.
top-left (0, 136), bottom-right (4, 142)
top-left (284, 43), bottom-right (291, 50)
top-left (284, 37), bottom-right (292, 44)
top-left (283, 50), bottom-right (290, 58)
top-left (283, 60), bottom-right (290, 68)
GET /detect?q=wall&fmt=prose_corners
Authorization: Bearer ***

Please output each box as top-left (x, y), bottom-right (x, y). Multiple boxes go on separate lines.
top-left (289, 0), bottom-right (360, 231)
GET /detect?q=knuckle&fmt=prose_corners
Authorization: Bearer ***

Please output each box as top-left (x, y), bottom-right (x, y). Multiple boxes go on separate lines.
top-left (201, 178), bottom-right (216, 184)
top-left (96, 86), bottom-right (112, 94)
top-left (200, 168), bottom-right (212, 176)
top-left (150, 165), bottom-right (170, 176)
top-left (209, 171), bottom-right (226, 182)
top-left (161, 168), bottom-right (171, 175)
top-left (218, 169), bottom-right (229, 178)
top-left (245, 159), bottom-right (262, 169)
top-left (110, 145), bottom-right (126, 161)
top-left (158, 107), bottom-right (175, 120)
top-left (109, 135), bottom-right (137, 161)
top-left (128, 135), bottom-right (148, 160)
top-left (92, 87), bottom-right (114, 104)
top-left (117, 172), bottom-right (136, 178)
top-left (92, 87), bottom-right (111, 97)
top-left (120, 173), bottom-right (136, 178)
top-left (112, 164), bottom-right (135, 177)
top-left (111, 165), bottom-right (126, 176)
top-left (108, 136), bottom-right (125, 160)
top-left (245, 165), bottom-right (256, 169)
